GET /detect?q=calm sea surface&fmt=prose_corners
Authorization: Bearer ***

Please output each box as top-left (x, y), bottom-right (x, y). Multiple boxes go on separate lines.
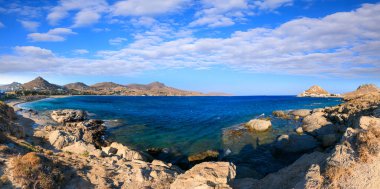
top-left (20, 96), bottom-right (342, 156)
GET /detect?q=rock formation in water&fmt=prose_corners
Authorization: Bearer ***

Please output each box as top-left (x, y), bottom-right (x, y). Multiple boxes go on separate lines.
top-left (297, 85), bottom-right (340, 97)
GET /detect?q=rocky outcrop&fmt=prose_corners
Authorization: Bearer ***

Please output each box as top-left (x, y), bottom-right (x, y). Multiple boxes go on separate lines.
top-left (51, 109), bottom-right (87, 123)
top-left (245, 119), bottom-right (271, 132)
top-left (297, 85), bottom-right (340, 97)
top-left (344, 84), bottom-right (380, 101)
top-left (170, 162), bottom-right (236, 189)
top-left (108, 142), bottom-right (152, 161)
top-left (48, 130), bottom-right (78, 149)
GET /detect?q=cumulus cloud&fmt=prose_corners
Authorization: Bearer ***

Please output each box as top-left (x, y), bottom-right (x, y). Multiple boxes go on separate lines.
top-left (112, 0), bottom-right (187, 16)
top-left (47, 0), bottom-right (108, 26)
top-left (73, 49), bottom-right (89, 54)
top-left (109, 37), bottom-right (127, 45)
top-left (28, 28), bottom-right (76, 42)
top-left (1, 3), bottom-right (380, 78)
top-left (191, 0), bottom-right (294, 27)
top-left (18, 20), bottom-right (40, 31)
top-left (14, 46), bottom-right (54, 57)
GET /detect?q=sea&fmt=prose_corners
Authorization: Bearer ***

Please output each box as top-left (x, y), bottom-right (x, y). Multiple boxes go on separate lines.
top-left (20, 95), bottom-right (342, 176)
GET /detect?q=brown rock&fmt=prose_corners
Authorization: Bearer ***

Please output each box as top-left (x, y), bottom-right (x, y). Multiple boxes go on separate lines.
top-left (170, 162), bottom-right (236, 189)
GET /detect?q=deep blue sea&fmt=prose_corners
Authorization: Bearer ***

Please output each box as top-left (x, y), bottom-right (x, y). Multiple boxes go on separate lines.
top-left (20, 96), bottom-right (341, 157)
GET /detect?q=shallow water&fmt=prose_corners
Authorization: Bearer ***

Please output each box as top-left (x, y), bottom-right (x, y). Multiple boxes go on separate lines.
top-left (20, 96), bottom-right (341, 156)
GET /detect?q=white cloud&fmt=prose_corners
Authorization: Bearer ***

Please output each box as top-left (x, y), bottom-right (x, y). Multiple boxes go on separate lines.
top-left (28, 28), bottom-right (76, 42)
top-left (254, 0), bottom-right (293, 10)
top-left (47, 0), bottom-right (108, 26)
top-left (109, 37), bottom-right (127, 45)
top-left (191, 0), bottom-right (294, 27)
top-left (1, 3), bottom-right (380, 78)
top-left (14, 46), bottom-right (54, 57)
top-left (72, 9), bottom-right (101, 27)
top-left (73, 49), bottom-right (89, 54)
top-left (18, 20), bottom-right (40, 31)
top-left (131, 17), bottom-right (156, 27)
top-left (112, 0), bottom-right (187, 16)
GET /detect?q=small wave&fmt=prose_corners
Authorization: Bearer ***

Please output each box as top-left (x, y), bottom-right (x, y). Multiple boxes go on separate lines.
top-left (103, 119), bottom-right (124, 128)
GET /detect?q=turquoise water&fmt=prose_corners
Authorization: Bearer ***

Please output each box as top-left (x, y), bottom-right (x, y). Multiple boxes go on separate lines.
top-left (20, 96), bottom-right (341, 156)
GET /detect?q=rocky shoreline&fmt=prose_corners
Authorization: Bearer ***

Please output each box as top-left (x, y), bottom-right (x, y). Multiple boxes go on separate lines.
top-left (0, 88), bottom-right (379, 188)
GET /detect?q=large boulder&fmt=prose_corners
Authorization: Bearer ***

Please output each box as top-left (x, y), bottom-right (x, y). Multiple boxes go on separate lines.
top-left (273, 134), bottom-right (318, 154)
top-left (302, 112), bottom-right (332, 134)
top-left (245, 119), bottom-right (271, 132)
top-left (272, 111), bottom-right (290, 119)
top-left (170, 162), bottom-right (236, 189)
top-left (290, 109), bottom-right (311, 118)
top-left (356, 116), bottom-right (380, 130)
top-left (51, 109), bottom-right (87, 123)
top-left (109, 142), bottom-right (152, 162)
top-left (48, 130), bottom-right (78, 149)
top-left (62, 141), bottom-right (100, 156)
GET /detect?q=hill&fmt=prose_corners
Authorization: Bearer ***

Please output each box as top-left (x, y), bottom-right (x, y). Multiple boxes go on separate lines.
top-left (22, 77), bottom-right (64, 91)
top-left (343, 84), bottom-right (380, 100)
top-left (297, 85), bottom-right (339, 97)
top-left (64, 82), bottom-right (90, 91)
top-left (0, 82), bottom-right (22, 92)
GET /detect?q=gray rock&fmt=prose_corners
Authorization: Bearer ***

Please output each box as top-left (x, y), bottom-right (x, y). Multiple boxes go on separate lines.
top-left (274, 134), bottom-right (318, 154)
top-left (302, 112), bottom-right (332, 134)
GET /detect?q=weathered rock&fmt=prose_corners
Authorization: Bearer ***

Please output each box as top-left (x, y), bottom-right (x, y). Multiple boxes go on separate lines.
top-left (110, 142), bottom-right (152, 162)
top-left (254, 152), bottom-right (327, 189)
top-left (272, 111), bottom-right (289, 119)
top-left (296, 127), bottom-right (303, 135)
top-left (102, 146), bottom-right (118, 156)
top-left (170, 162), bottom-right (236, 189)
top-left (290, 109), bottom-right (311, 118)
top-left (62, 141), bottom-right (97, 155)
top-left (357, 116), bottom-right (380, 130)
top-left (245, 119), bottom-right (271, 132)
top-left (374, 107), bottom-right (380, 118)
top-left (274, 134), bottom-right (318, 154)
top-left (302, 112), bottom-right (332, 134)
top-left (312, 108), bottom-right (324, 113)
top-left (51, 109), bottom-right (87, 123)
top-left (294, 164), bottom-right (323, 189)
top-left (48, 130), bottom-right (78, 149)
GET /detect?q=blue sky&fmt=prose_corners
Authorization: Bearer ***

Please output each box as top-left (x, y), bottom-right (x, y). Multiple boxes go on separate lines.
top-left (0, 0), bottom-right (379, 95)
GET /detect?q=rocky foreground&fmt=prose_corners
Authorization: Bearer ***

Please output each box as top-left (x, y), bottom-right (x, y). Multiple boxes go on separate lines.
top-left (0, 89), bottom-right (380, 188)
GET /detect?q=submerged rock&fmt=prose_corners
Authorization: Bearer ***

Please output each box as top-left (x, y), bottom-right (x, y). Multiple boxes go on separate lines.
top-left (245, 119), bottom-right (271, 132)
top-left (170, 162), bottom-right (236, 189)
top-left (187, 150), bottom-right (219, 163)
top-left (272, 111), bottom-right (290, 119)
top-left (51, 109), bottom-right (87, 123)
top-left (273, 134), bottom-right (318, 154)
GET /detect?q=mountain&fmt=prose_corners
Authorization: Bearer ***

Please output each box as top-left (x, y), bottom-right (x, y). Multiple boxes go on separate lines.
top-left (344, 84), bottom-right (380, 100)
top-left (64, 82), bottom-right (90, 91)
top-left (127, 82), bottom-right (166, 90)
top-left (125, 81), bottom-right (204, 96)
top-left (91, 82), bottom-right (125, 90)
top-left (22, 77), bottom-right (64, 91)
top-left (0, 82), bottom-right (22, 92)
top-left (297, 85), bottom-right (339, 97)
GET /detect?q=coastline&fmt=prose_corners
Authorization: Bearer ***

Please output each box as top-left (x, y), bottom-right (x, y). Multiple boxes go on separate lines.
top-left (0, 92), bottom-right (379, 188)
